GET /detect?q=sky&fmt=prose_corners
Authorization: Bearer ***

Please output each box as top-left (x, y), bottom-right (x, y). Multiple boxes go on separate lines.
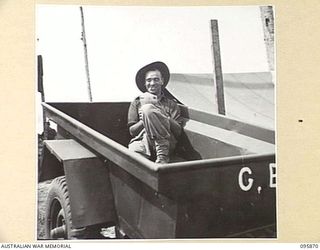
top-left (36, 5), bottom-right (270, 133)
top-left (36, 5), bottom-right (269, 102)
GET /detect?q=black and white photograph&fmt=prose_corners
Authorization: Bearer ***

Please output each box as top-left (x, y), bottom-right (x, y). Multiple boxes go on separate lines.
top-left (36, 5), bottom-right (276, 240)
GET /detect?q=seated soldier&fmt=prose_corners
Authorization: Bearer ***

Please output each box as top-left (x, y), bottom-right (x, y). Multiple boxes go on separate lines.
top-left (127, 61), bottom-right (182, 164)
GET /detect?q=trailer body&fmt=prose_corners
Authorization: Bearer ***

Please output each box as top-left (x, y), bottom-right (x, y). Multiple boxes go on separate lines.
top-left (40, 101), bottom-right (276, 239)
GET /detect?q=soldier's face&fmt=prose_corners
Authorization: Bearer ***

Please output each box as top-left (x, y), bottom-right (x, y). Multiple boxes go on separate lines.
top-left (145, 70), bottom-right (163, 96)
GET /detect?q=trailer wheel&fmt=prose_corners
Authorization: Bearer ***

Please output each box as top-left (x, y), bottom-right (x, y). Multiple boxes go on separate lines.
top-left (44, 176), bottom-right (84, 239)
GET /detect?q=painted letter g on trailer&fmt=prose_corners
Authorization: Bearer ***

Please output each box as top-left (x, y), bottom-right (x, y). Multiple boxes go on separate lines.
top-left (238, 163), bottom-right (276, 191)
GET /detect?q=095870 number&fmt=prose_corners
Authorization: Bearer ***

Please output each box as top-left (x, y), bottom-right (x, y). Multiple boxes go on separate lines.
top-left (300, 244), bottom-right (319, 249)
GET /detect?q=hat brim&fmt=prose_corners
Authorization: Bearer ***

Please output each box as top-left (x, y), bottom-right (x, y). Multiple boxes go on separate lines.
top-left (135, 61), bottom-right (170, 92)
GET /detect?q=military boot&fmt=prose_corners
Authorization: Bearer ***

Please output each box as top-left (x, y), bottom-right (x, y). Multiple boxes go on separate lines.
top-left (154, 139), bottom-right (170, 164)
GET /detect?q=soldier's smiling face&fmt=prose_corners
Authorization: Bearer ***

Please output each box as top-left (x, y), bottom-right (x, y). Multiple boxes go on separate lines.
top-left (145, 70), bottom-right (163, 96)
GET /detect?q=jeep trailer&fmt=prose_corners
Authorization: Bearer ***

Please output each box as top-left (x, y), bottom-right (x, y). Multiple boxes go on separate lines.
top-left (39, 101), bottom-right (276, 239)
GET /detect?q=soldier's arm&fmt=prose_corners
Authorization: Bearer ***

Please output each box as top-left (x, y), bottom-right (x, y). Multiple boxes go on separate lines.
top-left (129, 120), bottom-right (144, 137)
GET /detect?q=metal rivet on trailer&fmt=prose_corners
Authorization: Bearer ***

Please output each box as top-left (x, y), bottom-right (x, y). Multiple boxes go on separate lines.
top-left (257, 186), bottom-right (262, 194)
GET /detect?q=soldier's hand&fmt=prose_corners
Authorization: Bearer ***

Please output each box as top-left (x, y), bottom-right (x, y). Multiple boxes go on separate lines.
top-left (138, 110), bottom-right (143, 120)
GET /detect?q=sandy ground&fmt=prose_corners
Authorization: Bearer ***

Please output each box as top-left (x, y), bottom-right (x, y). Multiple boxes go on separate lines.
top-left (37, 180), bottom-right (52, 239)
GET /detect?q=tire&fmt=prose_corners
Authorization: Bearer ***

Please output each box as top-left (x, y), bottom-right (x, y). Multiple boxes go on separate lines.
top-left (44, 176), bottom-right (84, 239)
top-left (44, 176), bottom-right (105, 239)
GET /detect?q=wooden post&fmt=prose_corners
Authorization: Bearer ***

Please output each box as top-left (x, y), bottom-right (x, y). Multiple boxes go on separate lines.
top-left (210, 20), bottom-right (226, 115)
top-left (80, 6), bottom-right (93, 102)
top-left (37, 55), bottom-right (49, 139)
top-left (38, 55), bottom-right (45, 102)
